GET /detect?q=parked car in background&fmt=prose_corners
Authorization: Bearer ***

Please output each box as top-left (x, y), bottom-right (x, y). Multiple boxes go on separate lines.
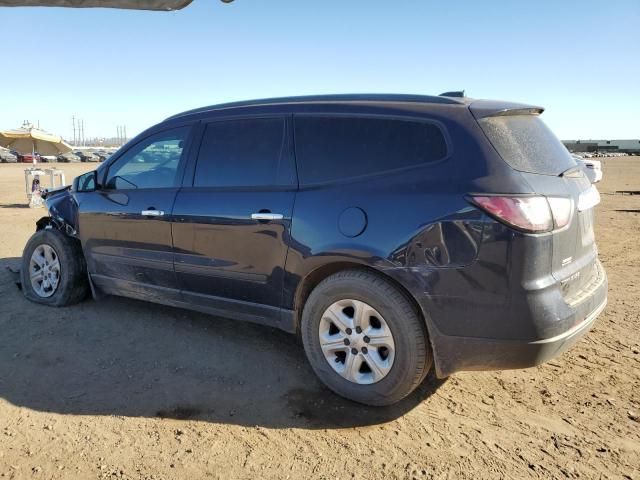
top-left (39, 155), bottom-right (58, 163)
top-left (74, 151), bottom-right (100, 162)
top-left (16, 152), bottom-right (41, 163)
top-left (57, 152), bottom-right (81, 163)
top-left (573, 154), bottom-right (603, 183)
top-left (93, 150), bottom-right (111, 162)
top-left (21, 94), bottom-right (607, 406)
top-left (0, 148), bottom-right (18, 163)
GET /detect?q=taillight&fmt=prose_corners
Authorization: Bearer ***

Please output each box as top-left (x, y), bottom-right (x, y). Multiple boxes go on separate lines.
top-left (468, 195), bottom-right (573, 233)
top-left (546, 197), bottom-right (573, 229)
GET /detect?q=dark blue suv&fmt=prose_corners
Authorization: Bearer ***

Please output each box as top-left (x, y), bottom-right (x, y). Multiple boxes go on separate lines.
top-left (21, 94), bottom-right (607, 406)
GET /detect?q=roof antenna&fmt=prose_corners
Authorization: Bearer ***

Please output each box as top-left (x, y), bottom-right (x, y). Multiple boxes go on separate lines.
top-left (439, 90), bottom-right (466, 98)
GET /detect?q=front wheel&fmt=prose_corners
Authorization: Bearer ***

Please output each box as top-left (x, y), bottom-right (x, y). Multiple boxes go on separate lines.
top-left (301, 270), bottom-right (432, 406)
top-left (21, 229), bottom-right (89, 306)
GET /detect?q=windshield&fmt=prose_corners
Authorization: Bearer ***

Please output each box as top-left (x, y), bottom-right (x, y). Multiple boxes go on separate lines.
top-left (478, 115), bottom-right (577, 176)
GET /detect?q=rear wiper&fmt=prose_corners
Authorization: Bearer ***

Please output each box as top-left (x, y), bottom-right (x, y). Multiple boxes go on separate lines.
top-left (559, 166), bottom-right (583, 178)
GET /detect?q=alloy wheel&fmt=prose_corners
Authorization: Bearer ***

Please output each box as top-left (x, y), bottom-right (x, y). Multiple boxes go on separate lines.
top-left (318, 299), bottom-right (395, 384)
top-left (29, 244), bottom-right (61, 298)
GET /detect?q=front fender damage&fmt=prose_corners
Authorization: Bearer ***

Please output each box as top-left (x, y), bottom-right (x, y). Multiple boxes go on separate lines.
top-left (10, 187), bottom-right (82, 291)
top-left (32, 187), bottom-right (101, 299)
top-left (35, 215), bottom-right (76, 236)
top-left (39, 186), bottom-right (78, 236)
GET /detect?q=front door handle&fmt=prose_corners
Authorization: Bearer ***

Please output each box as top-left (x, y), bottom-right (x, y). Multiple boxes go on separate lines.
top-left (142, 209), bottom-right (165, 217)
top-left (251, 212), bottom-right (283, 221)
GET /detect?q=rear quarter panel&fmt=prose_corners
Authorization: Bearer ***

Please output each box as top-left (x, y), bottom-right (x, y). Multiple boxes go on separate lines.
top-left (282, 123), bottom-right (487, 313)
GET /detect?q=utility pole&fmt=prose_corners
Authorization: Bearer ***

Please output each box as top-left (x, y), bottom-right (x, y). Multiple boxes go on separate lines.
top-left (72, 116), bottom-right (76, 146)
top-left (116, 125), bottom-right (127, 145)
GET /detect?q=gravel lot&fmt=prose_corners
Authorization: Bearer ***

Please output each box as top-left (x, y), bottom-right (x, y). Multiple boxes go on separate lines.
top-left (0, 159), bottom-right (638, 479)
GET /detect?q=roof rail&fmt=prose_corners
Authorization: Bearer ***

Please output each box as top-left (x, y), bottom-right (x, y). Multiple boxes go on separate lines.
top-left (165, 93), bottom-right (466, 121)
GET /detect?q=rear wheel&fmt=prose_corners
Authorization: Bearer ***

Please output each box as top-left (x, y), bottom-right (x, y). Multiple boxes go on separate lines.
top-left (21, 229), bottom-right (89, 306)
top-left (301, 269), bottom-right (432, 406)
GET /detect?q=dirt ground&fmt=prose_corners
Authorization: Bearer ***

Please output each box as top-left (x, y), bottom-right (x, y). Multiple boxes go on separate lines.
top-left (0, 160), bottom-right (638, 480)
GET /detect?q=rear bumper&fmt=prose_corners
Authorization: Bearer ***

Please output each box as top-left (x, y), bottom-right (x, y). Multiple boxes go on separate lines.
top-left (428, 267), bottom-right (608, 377)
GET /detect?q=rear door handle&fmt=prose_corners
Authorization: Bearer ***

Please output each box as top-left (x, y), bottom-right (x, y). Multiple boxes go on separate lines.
top-left (142, 209), bottom-right (165, 216)
top-left (251, 212), bottom-right (283, 221)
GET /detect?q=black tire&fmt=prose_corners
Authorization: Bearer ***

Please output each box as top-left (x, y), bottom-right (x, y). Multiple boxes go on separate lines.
top-left (21, 229), bottom-right (89, 307)
top-left (301, 269), bottom-right (432, 406)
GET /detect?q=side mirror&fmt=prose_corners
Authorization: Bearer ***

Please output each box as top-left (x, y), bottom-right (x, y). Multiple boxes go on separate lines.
top-left (73, 170), bottom-right (98, 192)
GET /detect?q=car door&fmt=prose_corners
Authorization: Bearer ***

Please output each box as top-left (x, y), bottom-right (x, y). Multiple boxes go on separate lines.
top-left (171, 116), bottom-right (297, 329)
top-left (78, 125), bottom-right (193, 302)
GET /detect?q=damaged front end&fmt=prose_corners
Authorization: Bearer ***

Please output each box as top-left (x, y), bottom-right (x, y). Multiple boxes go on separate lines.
top-left (8, 185), bottom-right (80, 290)
top-left (37, 185), bottom-right (79, 237)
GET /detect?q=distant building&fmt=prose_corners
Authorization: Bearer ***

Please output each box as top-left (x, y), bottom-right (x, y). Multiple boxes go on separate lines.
top-left (563, 139), bottom-right (640, 154)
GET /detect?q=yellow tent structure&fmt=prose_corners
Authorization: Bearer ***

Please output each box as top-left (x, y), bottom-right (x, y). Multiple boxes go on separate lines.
top-left (0, 126), bottom-right (72, 160)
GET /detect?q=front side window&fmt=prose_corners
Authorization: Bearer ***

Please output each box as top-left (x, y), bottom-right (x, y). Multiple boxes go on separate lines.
top-left (105, 127), bottom-right (189, 189)
top-left (294, 116), bottom-right (448, 184)
top-left (194, 117), bottom-right (294, 188)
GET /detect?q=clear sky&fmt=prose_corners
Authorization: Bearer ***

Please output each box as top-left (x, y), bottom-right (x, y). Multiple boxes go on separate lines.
top-left (1, 0), bottom-right (638, 141)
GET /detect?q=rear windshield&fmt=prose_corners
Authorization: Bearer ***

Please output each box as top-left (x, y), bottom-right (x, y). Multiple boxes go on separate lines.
top-left (478, 115), bottom-right (576, 176)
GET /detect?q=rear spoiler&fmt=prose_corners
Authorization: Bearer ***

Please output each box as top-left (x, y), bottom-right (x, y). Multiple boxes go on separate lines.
top-left (0, 0), bottom-right (195, 10)
top-left (469, 100), bottom-right (544, 119)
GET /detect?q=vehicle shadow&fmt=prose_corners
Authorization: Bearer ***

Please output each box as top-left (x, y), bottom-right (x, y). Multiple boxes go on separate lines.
top-left (0, 257), bottom-right (445, 429)
top-left (0, 203), bottom-right (30, 209)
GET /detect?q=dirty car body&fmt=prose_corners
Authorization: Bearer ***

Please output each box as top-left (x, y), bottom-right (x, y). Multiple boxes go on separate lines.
top-left (35, 94), bottom-right (607, 380)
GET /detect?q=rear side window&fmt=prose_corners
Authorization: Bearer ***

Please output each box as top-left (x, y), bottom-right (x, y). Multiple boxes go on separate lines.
top-left (294, 116), bottom-right (448, 184)
top-left (478, 115), bottom-right (576, 176)
top-left (194, 118), bottom-right (295, 187)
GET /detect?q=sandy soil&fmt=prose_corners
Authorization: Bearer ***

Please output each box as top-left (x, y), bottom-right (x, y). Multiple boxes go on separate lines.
top-left (0, 160), bottom-right (638, 480)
